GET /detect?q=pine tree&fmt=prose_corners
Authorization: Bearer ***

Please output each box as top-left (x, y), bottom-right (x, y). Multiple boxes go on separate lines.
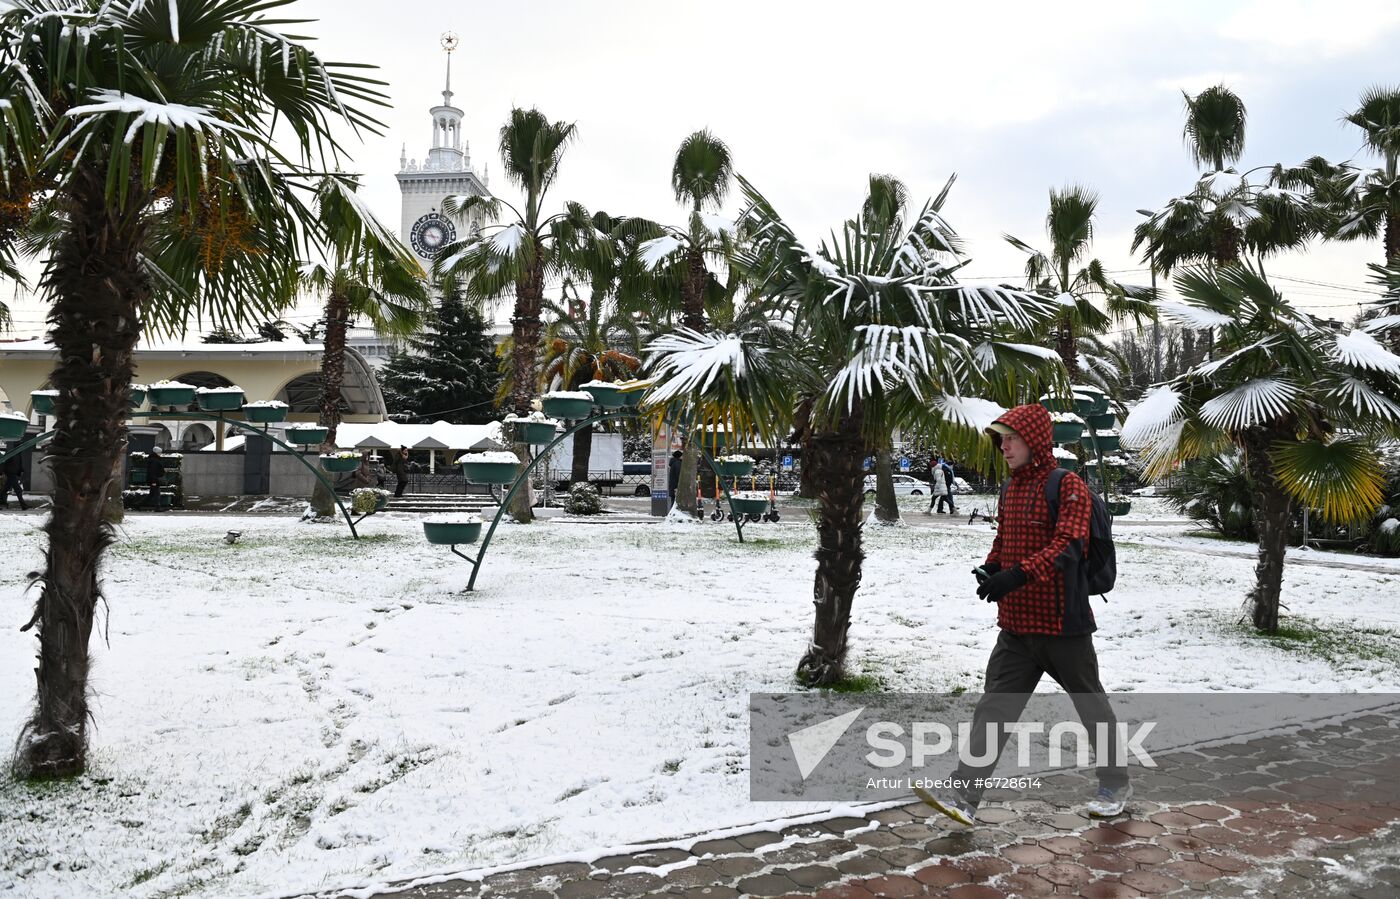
top-left (379, 293), bottom-right (501, 424)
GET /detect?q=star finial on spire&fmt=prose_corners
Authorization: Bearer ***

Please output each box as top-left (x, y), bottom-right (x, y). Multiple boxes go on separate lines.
top-left (440, 32), bottom-right (458, 106)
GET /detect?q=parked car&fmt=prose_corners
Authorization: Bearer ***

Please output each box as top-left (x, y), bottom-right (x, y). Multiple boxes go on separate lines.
top-left (863, 474), bottom-right (926, 496)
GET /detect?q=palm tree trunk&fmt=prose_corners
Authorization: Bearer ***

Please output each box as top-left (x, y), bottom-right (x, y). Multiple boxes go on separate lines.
top-left (1242, 429), bottom-right (1290, 633)
top-left (18, 167), bottom-right (148, 778)
top-left (792, 396), bottom-right (819, 500)
top-left (508, 261), bottom-right (545, 523)
top-left (1386, 211), bottom-right (1400, 266)
top-left (682, 245), bottom-right (707, 332)
top-left (311, 293), bottom-right (351, 517)
top-left (676, 438), bottom-right (700, 515)
top-left (1056, 311), bottom-right (1078, 374)
top-left (797, 405), bottom-right (867, 686)
top-left (873, 446), bottom-right (899, 524)
top-left (570, 423), bottom-right (593, 483)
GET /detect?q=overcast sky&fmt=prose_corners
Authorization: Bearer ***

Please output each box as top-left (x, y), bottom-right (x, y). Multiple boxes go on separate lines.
top-left (5, 0), bottom-right (1400, 336)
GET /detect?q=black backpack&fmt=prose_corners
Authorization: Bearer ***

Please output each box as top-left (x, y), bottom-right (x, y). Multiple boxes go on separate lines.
top-left (999, 468), bottom-right (1117, 598)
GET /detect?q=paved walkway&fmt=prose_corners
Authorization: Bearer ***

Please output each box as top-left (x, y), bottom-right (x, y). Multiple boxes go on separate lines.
top-left (333, 708), bottom-right (1400, 899)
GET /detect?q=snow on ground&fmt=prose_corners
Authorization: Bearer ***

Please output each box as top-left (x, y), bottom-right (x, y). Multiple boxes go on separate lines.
top-left (1, 511), bottom-right (1398, 899)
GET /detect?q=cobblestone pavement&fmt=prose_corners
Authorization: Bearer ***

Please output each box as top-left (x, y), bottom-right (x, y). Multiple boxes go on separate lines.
top-left (333, 711), bottom-right (1400, 899)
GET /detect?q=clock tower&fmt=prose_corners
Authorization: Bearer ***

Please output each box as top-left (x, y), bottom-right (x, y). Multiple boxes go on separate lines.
top-left (397, 33), bottom-right (491, 261)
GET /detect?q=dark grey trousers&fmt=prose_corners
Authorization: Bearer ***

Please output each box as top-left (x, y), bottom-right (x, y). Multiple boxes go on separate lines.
top-left (953, 630), bottom-right (1129, 803)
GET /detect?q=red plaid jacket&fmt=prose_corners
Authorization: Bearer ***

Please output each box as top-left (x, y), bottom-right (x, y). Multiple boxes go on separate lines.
top-left (986, 404), bottom-right (1096, 636)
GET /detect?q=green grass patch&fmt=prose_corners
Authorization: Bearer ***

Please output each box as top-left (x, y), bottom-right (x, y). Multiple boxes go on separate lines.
top-left (1227, 615), bottom-right (1400, 668)
top-left (820, 672), bottom-right (886, 694)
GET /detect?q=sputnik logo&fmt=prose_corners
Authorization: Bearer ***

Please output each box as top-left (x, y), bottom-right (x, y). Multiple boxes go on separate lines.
top-left (787, 708), bottom-right (863, 780)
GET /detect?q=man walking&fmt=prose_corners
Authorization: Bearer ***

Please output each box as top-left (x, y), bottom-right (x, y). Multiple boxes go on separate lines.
top-left (146, 446), bottom-right (166, 511)
top-left (3, 450), bottom-right (28, 510)
top-left (392, 445), bottom-right (410, 498)
top-left (935, 456), bottom-right (957, 514)
top-left (917, 403), bottom-right (1129, 824)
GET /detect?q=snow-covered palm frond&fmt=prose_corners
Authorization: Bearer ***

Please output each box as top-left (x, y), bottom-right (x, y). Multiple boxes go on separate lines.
top-left (826, 325), bottom-right (943, 410)
top-left (798, 241), bottom-right (841, 280)
top-left (1332, 329), bottom-right (1400, 376)
top-left (1199, 169), bottom-right (1244, 195)
top-left (1122, 385), bottom-right (1184, 448)
top-left (1194, 335), bottom-right (1279, 379)
top-left (1199, 378), bottom-right (1301, 431)
top-left (637, 234), bottom-right (683, 271)
top-left (698, 213), bottom-right (736, 237)
top-left (646, 329), bottom-right (753, 402)
top-left (1324, 377), bottom-right (1400, 423)
top-left (61, 89), bottom-right (253, 146)
top-left (931, 394), bottom-right (1005, 432)
top-left (1156, 300), bottom-right (1234, 330)
top-left (1362, 315), bottom-right (1400, 335)
top-left (1133, 419), bottom-right (1189, 478)
top-left (953, 284), bottom-right (1055, 330)
top-left (486, 223), bottom-right (526, 259)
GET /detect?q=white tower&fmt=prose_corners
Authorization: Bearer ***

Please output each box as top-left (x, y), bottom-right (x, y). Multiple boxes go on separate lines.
top-left (397, 32), bottom-right (491, 262)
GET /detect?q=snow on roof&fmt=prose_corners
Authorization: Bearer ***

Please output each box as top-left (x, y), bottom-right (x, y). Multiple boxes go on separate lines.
top-left (332, 419), bottom-right (505, 452)
top-left (0, 337), bottom-right (328, 355)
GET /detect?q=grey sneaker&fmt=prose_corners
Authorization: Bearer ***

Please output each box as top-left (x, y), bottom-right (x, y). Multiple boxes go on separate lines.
top-left (913, 786), bottom-right (977, 826)
top-left (1085, 783), bottom-right (1133, 818)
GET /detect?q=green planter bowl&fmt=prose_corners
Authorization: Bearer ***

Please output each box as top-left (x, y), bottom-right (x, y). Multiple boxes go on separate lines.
top-left (376, 494), bottom-right (390, 512)
top-left (30, 391), bottom-right (58, 415)
top-left (618, 387), bottom-right (646, 407)
top-left (1040, 396), bottom-right (1077, 414)
top-left (1087, 412), bottom-right (1117, 430)
top-left (1052, 422), bottom-right (1084, 444)
top-left (461, 460), bottom-right (519, 484)
top-left (129, 387), bottom-right (146, 410)
top-left (1088, 395), bottom-right (1110, 416)
top-left (0, 414), bottom-right (27, 441)
top-left (423, 520), bottom-right (483, 545)
top-left (1057, 456), bottom-right (1080, 472)
top-left (147, 385), bottom-right (197, 408)
top-left (583, 383), bottom-right (625, 409)
top-left (511, 420), bottom-right (559, 445)
top-left (1106, 501), bottom-right (1131, 517)
top-left (320, 455), bottom-right (361, 473)
top-left (156, 492), bottom-right (174, 509)
top-left (244, 404), bottom-right (288, 424)
top-left (714, 459), bottom-right (755, 478)
top-left (1073, 395), bottom-right (1098, 417)
top-left (541, 396), bottom-right (595, 420)
top-left (728, 495), bottom-right (769, 516)
top-left (128, 468), bottom-right (148, 486)
top-left (1080, 434), bottom-right (1122, 453)
top-left (197, 389), bottom-right (245, 412)
top-left (697, 431), bottom-right (729, 453)
top-left (285, 426), bottom-right (328, 446)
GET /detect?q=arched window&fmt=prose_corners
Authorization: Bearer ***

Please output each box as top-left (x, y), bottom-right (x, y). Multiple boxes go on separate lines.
top-left (181, 423), bottom-right (215, 451)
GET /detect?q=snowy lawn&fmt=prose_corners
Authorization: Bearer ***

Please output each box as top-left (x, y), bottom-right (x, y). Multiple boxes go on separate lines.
top-left (2, 511), bottom-right (1399, 899)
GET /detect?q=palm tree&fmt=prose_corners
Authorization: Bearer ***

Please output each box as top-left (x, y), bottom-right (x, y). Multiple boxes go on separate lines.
top-left (1122, 264), bottom-right (1400, 633)
top-left (1330, 87), bottom-right (1400, 264)
top-left (1133, 85), bottom-right (1321, 367)
top-left (437, 107), bottom-right (578, 523)
top-left (862, 173), bottom-right (913, 525)
top-left (635, 130), bottom-right (738, 514)
top-left (542, 288), bottom-right (641, 481)
top-left (0, 0), bottom-right (385, 777)
top-left (645, 174), bottom-right (1059, 685)
top-left (300, 177), bottom-right (430, 449)
top-left (1006, 186), bottom-right (1155, 375)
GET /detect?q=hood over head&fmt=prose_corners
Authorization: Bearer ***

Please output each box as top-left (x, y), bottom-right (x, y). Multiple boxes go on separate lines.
top-left (985, 403), bottom-right (1055, 475)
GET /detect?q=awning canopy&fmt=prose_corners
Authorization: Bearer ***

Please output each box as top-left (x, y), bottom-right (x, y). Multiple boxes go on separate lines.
top-left (331, 420), bottom-right (507, 452)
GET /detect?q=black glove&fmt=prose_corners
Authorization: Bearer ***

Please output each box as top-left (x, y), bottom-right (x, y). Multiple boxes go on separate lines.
top-left (971, 562), bottom-right (1001, 585)
top-left (977, 566), bottom-right (1026, 603)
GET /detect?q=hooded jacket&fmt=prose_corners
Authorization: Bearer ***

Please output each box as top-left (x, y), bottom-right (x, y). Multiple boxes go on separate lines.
top-left (985, 404), bottom-right (1095, 636)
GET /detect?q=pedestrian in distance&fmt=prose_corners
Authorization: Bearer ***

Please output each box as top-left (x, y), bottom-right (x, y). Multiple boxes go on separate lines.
top-left (3, 450), bottom-right (27, 510)
top-left (667, 449), bottom-right (683, 504)
top-left (392, 445), bottom-right (410, 498)
top-left (146, 446), bottom-right (166, 511)
top-left (916, 403), bottom-right (1129, 825)
top-left (924, 454), bottom-right (948, 514)
top-left (936, 456), bottom-right (958, 514)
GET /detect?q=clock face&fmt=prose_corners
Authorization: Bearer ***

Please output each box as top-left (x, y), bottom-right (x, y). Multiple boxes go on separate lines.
top-left (410, 212), bottom-right (457, 259)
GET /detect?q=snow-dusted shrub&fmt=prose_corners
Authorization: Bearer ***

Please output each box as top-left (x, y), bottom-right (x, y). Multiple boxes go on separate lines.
top-left (564, 482), bottom-right (603, 515)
